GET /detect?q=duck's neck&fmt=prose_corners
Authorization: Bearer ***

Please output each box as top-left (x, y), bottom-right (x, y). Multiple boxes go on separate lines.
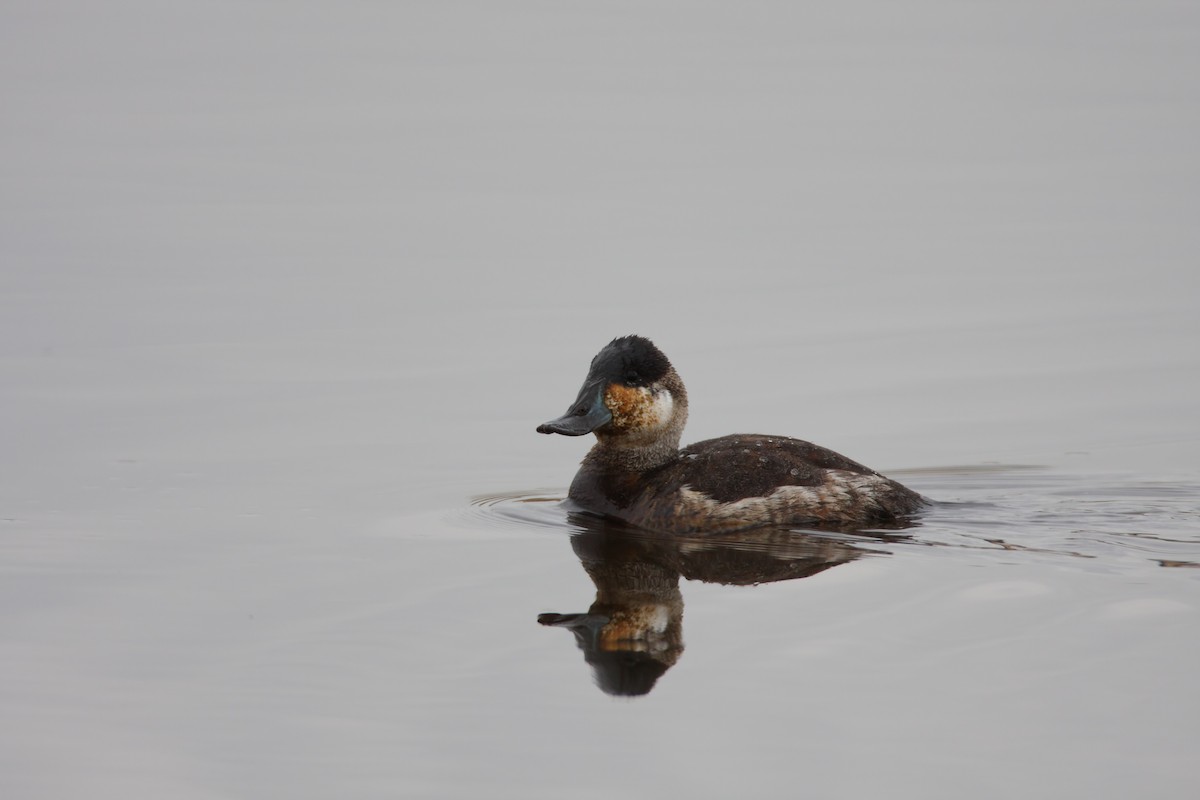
top-left (584, 397), bottom-right (688, 474)
top-left (583, 438), bottom-right (680, 473)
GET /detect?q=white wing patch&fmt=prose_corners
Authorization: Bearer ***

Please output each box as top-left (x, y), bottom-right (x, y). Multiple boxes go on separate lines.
top-left (678, 470), bottom-right (897, 528)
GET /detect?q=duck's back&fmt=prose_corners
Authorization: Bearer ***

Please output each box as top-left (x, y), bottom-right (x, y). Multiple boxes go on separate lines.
top-left (626, 434), bottom-right (925, 533)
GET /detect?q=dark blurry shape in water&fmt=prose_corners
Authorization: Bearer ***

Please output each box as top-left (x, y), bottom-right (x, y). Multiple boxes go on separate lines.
top-left (539, 513), bottom-right (898, 697)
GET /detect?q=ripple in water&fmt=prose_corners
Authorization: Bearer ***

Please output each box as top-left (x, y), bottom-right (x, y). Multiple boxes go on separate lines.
top-left (468, 466), bottom-right (1200, 571)
top-left (465, 490), bottom-right (576, 533)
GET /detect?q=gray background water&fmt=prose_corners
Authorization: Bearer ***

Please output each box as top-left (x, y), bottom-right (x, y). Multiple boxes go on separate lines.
top-left (2, 2), bottom-right (1197, 798)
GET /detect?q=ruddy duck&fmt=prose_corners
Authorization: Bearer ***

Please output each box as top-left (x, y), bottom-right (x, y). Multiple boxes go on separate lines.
top-left (537, 336), bottom-right (926, 533)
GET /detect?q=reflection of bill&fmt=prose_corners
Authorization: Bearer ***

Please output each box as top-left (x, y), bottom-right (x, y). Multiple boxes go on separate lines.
top-left (539, 515), bottom-right (896, 697)
top-left (539, 549), bottom-right (682, 697)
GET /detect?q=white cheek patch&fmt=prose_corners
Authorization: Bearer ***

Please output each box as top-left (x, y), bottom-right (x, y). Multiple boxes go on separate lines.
top-left (647, 605), bottom-right (670, 634)
top-left (648, 390), bottom-right (674, 429)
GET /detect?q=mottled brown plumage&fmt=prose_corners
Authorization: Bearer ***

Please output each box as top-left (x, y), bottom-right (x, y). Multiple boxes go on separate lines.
top-left (539, 336), bottom-right (926, 533)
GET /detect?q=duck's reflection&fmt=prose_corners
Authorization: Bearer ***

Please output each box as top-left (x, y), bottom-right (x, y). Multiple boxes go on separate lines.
top-left (539, 513), bottom-right (897, 696)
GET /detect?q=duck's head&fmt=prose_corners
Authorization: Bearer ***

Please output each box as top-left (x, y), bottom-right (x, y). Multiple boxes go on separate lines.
top-left (537, 335), bottom-right (688, 449)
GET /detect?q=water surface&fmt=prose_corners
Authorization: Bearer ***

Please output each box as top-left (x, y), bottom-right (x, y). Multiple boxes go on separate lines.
top-left (2, 2), bottom-right (1198, 798)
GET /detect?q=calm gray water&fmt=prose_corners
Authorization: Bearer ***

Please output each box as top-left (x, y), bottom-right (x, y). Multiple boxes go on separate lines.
top-left (2, 2), bottom-right (1198, 798)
